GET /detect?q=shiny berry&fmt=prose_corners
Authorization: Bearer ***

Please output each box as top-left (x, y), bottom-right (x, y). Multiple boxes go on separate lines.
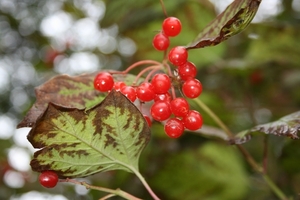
top-left (162, 17), bottom-right (182, 37)
top-left (154, 92), bottom-right (172, 102)
top-left (170, 97), bottom-right (190, 117)
top-left (182, 78), bottom-right (202, 99)
top-left (136, 82), bottom-right (156, 102)
top-left (150, 101), bottom-right (172, 121)
top-left (168, 46), bottom-right (188, 66)
top-left (120, 86), bottom-right (136, 102)
top-left (152, 32), bottom-right (170, 51)
top-left (164, 118), bottom-right (184, 138)
top-left (178, 61), bottom-right (197, 81)
top-left (113, 81), bottom-right (126, 91)
top-left (94, 72), bottom-right (114, 92)
top-left (39, 171), bottom-right (59, 188)
top-left (183, 110), bottom-right (203, 130)
top-left (151, 74), bottom-right (171, 94)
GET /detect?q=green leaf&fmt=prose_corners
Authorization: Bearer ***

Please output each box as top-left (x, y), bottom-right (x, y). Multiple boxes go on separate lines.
top-left (151, 142), bottom-right (249, 200)
top-left (231, 111), bottom-right (300, 144)
top-left (186, 0), bottom-right (261, 49)
top-left (27, 90), bottom-right (151, 178)
top-left (17, 72), bottom-right (139, 128)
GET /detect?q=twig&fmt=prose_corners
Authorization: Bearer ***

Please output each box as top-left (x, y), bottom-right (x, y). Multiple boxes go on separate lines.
top-left (60, 179), bottom-right (142, 200)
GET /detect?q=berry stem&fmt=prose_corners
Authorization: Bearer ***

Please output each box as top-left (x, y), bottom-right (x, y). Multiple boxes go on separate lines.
top-left (144, 66), bottom-right (162, 82)
top-left (193, 98), bottom-right (289, 200)
top-left (134, 65), bottom-right (162, 85)
top-left (60, 179), bottom-right (142, 200)
top-left (159, 0), bottom-right (168, 17)
top-left (118, 60), bottom-right (162, 75)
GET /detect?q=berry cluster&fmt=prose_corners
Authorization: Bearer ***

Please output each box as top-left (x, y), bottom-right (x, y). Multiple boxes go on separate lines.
top-left (93, 17), bottom-right (203, 139)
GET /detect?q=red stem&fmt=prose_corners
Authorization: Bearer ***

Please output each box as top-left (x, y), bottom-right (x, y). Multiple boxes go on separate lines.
top-left (119, 60), bottom-right (162, 74)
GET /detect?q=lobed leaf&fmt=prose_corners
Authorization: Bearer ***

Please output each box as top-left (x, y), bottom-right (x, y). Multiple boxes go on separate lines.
top-left (28, 90), bottom-right (151, 178)
top-left (186, 0), bottom-right (261, 49)
top-left (231, 111), bottom-right (300, 144)
top-left (17, 72), bottom-right (138, 128)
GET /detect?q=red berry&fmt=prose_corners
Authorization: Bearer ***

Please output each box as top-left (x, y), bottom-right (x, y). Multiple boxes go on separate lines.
top-left (182, 78), bottom-right (202, 99)
top-left (168, 46), bottom-right (188, 66)
top-left (151, 74), bottom-right (171, 94)
top-left (183, 110), bottom-right (203, 130)
top-left (164, 118), bottom-right (184, 138)
top-left (136, 82), bottom-right (156, 102)
top-left (170, 97), bottom-right (190, 117)
top-left (152, 32), bottom-right (170, 51)
top-left (94, 72), bottom-right (114, 92)
top-left (150, 101), bottom-right (172, 121)
top-left (39, 171), bottom-right (58, 188)
top-left (162, 17), bottom-right (182, 37)
top-left (120, 86), bottom-right (136, 102)
top-left (143, 115), bottom-right (152, 127)
top-left (178, 62), bottom-right (197, 81)
top-left (113, 81), bottom-right (126, 91)
top-left (154, 92), bottom-right (172, 102)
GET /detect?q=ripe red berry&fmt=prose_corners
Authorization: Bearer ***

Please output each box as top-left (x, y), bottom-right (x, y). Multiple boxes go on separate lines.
top-left (183, 110), bottom-right (203, 131)
top-left (120, 86), bottom-right (136, 102)
top-left (150, 101), bottom-right (172, 121)
top-left (154, 92), bottom-right (172, 102)
top-left (170, 97), bottom-right (190, 117)
top-left (143, 115), bottom-right (152, 127)
top-left (39, 171), bottom-right (59, 188)
top-left (162, 17), bottom-right (182, 37)
top-left (136, 82), bottom-right (156, 102)
top-left (94, 72), bottom-right (114, 92)
top-left (113, 81), bottom-right (126, 91)
top-left (178, 61), bottom-right (197, 81)
top-left (151, 74), bottom-right (171, 94)
top-left (164, 118), bottom-right (184, 138)
top-left (152, 32), bottom-right (170, 51)
top-left (182, 78), bottom-right (202, 99)
top-left (168, 46), bottom-right (188, 66)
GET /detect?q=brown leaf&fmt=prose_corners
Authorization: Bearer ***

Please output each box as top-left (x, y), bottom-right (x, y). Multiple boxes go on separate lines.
top-left (186, 0), bottom-right (261, 49)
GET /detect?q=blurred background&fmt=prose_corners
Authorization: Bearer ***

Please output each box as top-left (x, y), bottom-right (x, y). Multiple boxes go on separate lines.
top-left (1, 0), bottom-right (300, 199)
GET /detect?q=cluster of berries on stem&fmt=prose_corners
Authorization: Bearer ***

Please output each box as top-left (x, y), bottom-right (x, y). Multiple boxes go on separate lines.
top-left (93, 16), bottom-right (203, 139)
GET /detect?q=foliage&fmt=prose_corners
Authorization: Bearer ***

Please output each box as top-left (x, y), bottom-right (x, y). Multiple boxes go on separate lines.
top-left (0, 0), bottom-right (300, 199)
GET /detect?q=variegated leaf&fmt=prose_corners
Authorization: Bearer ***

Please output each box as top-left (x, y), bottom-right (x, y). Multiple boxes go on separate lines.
top-left (28, 90), bottom-right (151, 178)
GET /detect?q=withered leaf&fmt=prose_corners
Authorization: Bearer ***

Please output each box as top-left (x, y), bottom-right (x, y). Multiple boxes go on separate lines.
top-left (17, 72), bottom-right (139, 128)
top-left (28, 90), bottom-right (151, 178)
top-left (231, 111), bottom-right (300, 144)
top-left (186, 0), bottom-right (261, 49)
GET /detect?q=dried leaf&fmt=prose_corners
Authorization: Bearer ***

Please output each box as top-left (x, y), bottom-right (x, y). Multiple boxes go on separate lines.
top-left (231, 111), bottom-right (300, 144)
top-left (17, 72), bottom-right (138, 128)
top-left (28, 90), bottom-right (151, 178)
top-left (186, 0), bottom-right (261, 49)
